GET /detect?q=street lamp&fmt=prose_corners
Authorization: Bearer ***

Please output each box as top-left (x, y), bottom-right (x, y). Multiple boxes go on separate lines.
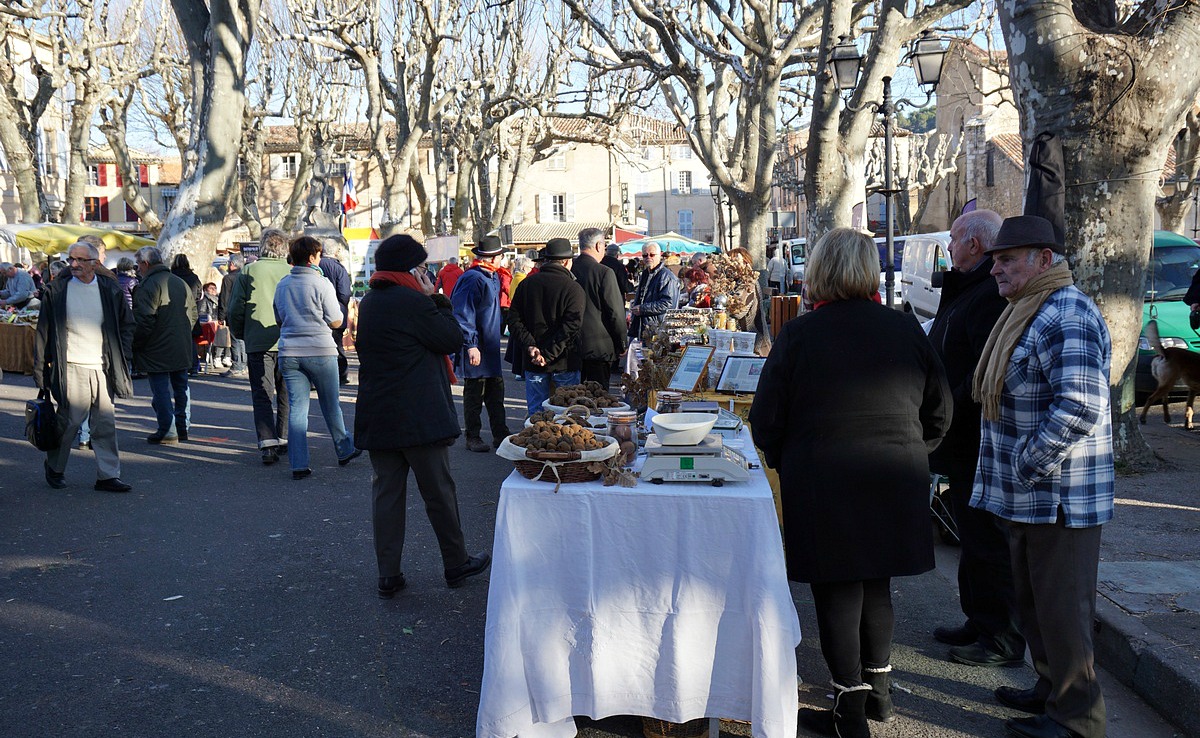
top-left (709, 179), bottom-right (734, 251)
top-left (1192, 176), bottom-right (1199, 241)
top-left (830, 30), bottom-right (948, 307)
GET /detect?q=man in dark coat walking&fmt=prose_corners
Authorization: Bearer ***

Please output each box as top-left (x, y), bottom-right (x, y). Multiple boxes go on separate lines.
top-left (35, 239), bottom-right (135, 492)
top-left (926, 210), bottom-right (1026, 669)
top-left (571, 228), bottom-right (626, 389)
top-left (134, 246), bottom-right (198, 444)
top-left (507, 238), bottom-right (585, 417)
top-left (354, 235), bottom-right (491, 599)
top-left (602, 242), bottom-right (632, 296)
top-left (319, 240), bottom-right (354, 384)
top-left (452, 235), bottom-right (512, 452)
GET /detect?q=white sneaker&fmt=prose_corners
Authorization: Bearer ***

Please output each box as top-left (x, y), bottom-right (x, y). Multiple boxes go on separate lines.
top-left (222, 357), bottom-right (232, 367)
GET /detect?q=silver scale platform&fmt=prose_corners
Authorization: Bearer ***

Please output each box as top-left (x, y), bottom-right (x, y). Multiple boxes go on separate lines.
top-left (641, 433), bottom-right (750, 486)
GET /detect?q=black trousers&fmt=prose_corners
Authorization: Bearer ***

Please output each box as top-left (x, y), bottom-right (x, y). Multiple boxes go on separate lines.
top-left (580, 359), bottom-right (612, 390)
top-left (332, 325), bottom-right (348, 382)
top-left (809, 578), bottom-right (894, 686)
top-left (247, 350), bottom-right (288, 447)
top-left (369, 445), bottom-right (468, 577)
top-left (462, 376), bottom-right (509, 440)
top-left (946, 459), bottom-right (1025, 657)
top-left (1006, 519), bottom-right (1105, 738)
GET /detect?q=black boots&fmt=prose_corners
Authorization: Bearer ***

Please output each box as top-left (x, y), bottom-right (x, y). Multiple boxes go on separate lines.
top-left (863, 665), bottom-right (894, 723)
top-left (798, 681), bottom-right (872, 738)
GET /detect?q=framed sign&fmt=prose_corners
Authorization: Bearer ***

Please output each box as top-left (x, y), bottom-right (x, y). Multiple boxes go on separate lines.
top-left (716, 355), bottom-right (768, 394)
top-left (666, 345), bottom-right (715, 393)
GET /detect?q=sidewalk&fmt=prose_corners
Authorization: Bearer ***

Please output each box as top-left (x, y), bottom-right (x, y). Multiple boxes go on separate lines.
top-left (1091, 418), bottom-right (1200, 738)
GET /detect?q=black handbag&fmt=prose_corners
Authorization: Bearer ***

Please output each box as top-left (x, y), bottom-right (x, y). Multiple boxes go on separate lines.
top-left (25, 388), bottom-right (60, 452)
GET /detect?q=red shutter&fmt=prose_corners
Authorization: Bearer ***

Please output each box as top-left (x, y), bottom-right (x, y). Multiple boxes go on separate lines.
top-left (115, 167), bottom-right (123, 187)
top-left (99, 196), bottom-right (109, 222)
top-left (139, 164), bottom-right (149, 186)
top-left (97, 166), bottom-right (107, 186)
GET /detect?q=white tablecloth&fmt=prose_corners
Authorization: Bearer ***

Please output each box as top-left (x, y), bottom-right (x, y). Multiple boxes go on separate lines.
top-left (476, 429), bottom-right (801, 738)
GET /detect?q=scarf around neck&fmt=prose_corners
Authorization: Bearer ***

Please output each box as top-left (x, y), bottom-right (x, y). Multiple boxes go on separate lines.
top-left (368, 269), bottom-right (457, 384)
top-left (972, 260), bottom-right (1074, 420)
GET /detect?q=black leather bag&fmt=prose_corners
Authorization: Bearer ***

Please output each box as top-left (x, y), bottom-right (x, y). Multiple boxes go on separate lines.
top-left (25, 388), bottom-right (60, 451)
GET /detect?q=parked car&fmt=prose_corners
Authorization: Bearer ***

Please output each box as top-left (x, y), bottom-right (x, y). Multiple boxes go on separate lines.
top-left (1137, 230), bottom-right (1200, 399)
top-left (899, 232), bottom-right (952, 320)
top-left (781, 238), bottom-right (807, 295)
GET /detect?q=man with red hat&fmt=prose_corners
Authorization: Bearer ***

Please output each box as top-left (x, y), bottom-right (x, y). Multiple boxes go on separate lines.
top-left (451, 235), bottom-right (513, 452)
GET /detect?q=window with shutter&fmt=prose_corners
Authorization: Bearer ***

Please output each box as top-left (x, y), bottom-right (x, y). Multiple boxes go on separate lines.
top-left (678, 171), bottom-right (692, 195)
top-left (97, 164), bottom-right (107, 186)
top-left (99, 196), bottom-right (110, 221)
top-left (552, 194), bottom-right (566, 222)
top-left (139, 164), bottom-right (149, 186)
top-left (84, 197), bottom-right (101, 221)
top-left (566, 194), bottom-right (575, 221)
top-left (678, 209), bottom-right (694, 238)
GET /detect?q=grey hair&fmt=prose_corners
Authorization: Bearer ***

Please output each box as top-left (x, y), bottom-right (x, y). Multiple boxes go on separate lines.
top-left (578, 227), bottom-right (605, 251)
top-left (1025, 249), bottom-right (1066, 266)
top-left (116, 257), bottom-right (137, 273)
top-left (69, 241), bottom-right (100, 260)
top-left (228, 252), bottom-right (245, 269)
top-left (48, 260), bottom-right (68, 278)
top-left (135, 245), bottom-right (163, 266)
top-left (320, 239), bottom-right (341, 259)
top-left (957, 209), bottom-right (1003, 249)
top-left (260, 229), bottom-right (289, 259)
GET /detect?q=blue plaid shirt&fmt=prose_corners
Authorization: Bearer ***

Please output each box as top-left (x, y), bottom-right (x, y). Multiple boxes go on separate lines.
top-left (971, 285), bottom-right (1114, 527)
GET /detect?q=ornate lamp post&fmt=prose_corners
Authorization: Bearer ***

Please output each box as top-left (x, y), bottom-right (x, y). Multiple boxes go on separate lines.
top-left (830, 30), bottom-right (948, 307)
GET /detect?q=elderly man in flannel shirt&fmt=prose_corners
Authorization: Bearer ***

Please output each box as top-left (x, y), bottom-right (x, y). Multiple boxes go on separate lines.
top-left (969, 216), bottom-right (1113, 738)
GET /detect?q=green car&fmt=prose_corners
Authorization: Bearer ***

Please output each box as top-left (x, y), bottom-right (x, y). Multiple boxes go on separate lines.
top-left (1138, 230), bottom-right (1200, 398)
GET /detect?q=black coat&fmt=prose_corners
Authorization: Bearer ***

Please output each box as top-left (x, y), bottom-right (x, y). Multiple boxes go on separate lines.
top-left (571, 254), bottom-right (627, 362)
top-left (133, 264), bottom-right (199, 373)
top-left (354, 285), bottom-right (463, 449)
top-left (926, 257), bottom-right (1007, 472)
top-left (749, 299), bottom-right (951, 583)
top-left (506, 262), bottom-right (585, 374)
top-left (602, 254), bottom-right (633, 296)
top-left (34, 274), bottom-right (134, 404)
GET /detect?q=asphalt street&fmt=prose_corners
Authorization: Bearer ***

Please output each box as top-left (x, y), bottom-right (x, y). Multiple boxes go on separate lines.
top-left (0, 364), bottom-right (1180, 737)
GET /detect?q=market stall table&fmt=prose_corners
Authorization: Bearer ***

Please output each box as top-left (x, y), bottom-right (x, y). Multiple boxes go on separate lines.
top-left (476, 427), bottom-right (801, 738)
top-left (0, 321), bottom-right (36, 374)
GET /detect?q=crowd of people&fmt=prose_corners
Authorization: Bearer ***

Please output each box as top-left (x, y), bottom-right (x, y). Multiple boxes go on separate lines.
top-left (25, 212), bottom-right (1120, 738)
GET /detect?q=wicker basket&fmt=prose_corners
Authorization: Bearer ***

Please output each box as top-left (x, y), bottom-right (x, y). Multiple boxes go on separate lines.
top-left (641, 717), bottom-right (709, 738)
top-left (498, 434), bottom-right (620, 486)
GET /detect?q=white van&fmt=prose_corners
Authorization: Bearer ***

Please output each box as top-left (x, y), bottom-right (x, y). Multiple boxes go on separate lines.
top-left (898, 231), bottom-right (952, 319)
top-left (780, 238), bottom-right (806, 294)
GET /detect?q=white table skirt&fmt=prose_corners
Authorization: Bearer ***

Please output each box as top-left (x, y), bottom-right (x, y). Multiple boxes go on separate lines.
top-left (476, 429), bottom-right (801, 738)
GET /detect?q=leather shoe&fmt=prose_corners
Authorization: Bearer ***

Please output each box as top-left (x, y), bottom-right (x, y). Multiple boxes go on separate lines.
top-left (933, 623), bottom-right (978, 646)
top-left (338, 448), bottom-right (363, 466)
top-left (1005, 715), bottom-right (1082, 738)
top-left (465, 436), bottom-right (490, 453)
top-left (261, 447), bottom-right (279, 465)
top-left (176, 428), bottom-right (189, 442)
top-left (378, 575), bottom-right (406, 599)
top-left (995, 686), bottom-right (1046, 715)
top-left (147, 431), bottom-right (178, 445)
top-left (292, 468), bottom-right (312, 480)
top-left (45, 461), bottom-right (67, 489)
top-left (950, 642), bottom-right (1024, 667)
top-left (445, 552), bottom-right (492, 588)
top-left (94, 477), bottom-right (132, 493)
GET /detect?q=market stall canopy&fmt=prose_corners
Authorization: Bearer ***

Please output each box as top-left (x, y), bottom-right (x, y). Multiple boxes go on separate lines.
top-left (618, 232), bottom-right (719, 256)
top-left (0, 223), bottom-right (155, 256)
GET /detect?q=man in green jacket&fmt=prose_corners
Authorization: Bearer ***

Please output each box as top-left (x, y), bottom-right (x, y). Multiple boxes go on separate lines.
top-left (227, 229), bottom-right (293, 464)
top-left (133, 246), bottom-right (198, 444)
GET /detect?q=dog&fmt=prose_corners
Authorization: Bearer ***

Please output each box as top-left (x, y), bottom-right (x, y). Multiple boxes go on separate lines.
top-left (1139, 319), bottom-right (1200, 430)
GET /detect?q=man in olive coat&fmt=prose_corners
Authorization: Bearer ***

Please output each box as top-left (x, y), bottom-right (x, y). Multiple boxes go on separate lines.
top-left (506, 238), bottom-right (586, 417)
top-left (355, 234), bottom-right (491, 598)
top-left (133, 246), bottom-right (198, 444)
top-left (571, 227), bottom-right (626, 389)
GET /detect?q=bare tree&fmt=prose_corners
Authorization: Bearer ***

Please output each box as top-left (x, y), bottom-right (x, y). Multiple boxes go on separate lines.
top-left (864, 129), bottom-right (962, 233)
top-left (998, 0), bottom-right (1200, 465)
top-left (1156, 106), bottom-right (1200, 234)
top-left (564, 0), bottom-right (824, 265)
top-left (156, 0), bottom-right (260, 265)
top-left (0, 5), bottom-right (60, 222)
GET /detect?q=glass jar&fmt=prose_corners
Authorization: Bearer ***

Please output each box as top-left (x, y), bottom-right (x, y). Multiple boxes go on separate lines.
top-left (606, 411), bottom-right (639, 466)
top-left (655, 391), bottom-right (682, 415)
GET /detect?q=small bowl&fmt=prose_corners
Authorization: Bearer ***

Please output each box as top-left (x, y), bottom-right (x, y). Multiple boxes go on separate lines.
top-left (651, 412), bottom-right (718, 446)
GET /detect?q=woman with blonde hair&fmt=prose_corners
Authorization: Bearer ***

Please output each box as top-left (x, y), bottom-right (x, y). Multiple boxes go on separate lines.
top-left (749, 227), bottom-right (951, 738)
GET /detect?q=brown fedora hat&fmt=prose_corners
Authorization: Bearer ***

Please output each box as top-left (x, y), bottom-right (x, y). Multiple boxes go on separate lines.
top-left (985, 215), bottom-right (1064, 254)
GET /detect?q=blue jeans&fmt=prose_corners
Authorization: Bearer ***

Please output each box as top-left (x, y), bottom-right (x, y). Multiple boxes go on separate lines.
top-left (523, 369), bottom-right (581, 417)
top-left (230, 337), bottom-right (247, 372)
top-left (148, 370), bottom-right (190, 437)
top-left (281, 355), bottom-right (354, 471)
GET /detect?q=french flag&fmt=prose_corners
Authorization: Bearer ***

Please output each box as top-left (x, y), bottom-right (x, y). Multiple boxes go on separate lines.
top-left (343, 168), bottom-right (358, 213)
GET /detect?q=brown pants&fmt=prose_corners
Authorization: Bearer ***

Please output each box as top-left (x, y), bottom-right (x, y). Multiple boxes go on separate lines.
top-left (1006, 518), bottom-right (1105, 738)
top-left (369, 445), bottom-right (468, 578)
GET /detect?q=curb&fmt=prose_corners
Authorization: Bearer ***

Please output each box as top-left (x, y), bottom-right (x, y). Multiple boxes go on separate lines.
top-left (1094, 595), bottom-right (1200, 737)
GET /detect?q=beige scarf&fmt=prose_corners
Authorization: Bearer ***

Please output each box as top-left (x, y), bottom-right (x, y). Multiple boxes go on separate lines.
top-left (973, 260), bottom-right (1074, 420)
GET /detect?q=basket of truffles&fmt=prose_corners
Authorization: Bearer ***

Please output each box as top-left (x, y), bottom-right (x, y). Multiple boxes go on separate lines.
top-left (541, 381), bottom-right (631, 416)
top-left (497, 418), bottom-right (620, 487)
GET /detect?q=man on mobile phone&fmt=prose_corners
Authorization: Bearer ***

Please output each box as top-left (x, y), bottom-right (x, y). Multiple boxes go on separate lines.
top-left (451, 236), bottom-right (513, 452)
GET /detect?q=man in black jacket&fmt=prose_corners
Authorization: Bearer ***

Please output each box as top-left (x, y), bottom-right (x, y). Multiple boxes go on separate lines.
top-left (602, 242), bottom-right (632, 296)
top-left (35, 240), bottom-right (134, 492)
top-left (217, 252), bottom-right (248, 377)
top-left (319, 240), bottom-right (353, 385)
top-left (354, 235), bottom-right (491, 598)
top-left (927, 210), bottom-right (1026, 669)
top-left (507, 238), bottom-right (585, 417)
top-left (571, 228), bottom-right (627, 389)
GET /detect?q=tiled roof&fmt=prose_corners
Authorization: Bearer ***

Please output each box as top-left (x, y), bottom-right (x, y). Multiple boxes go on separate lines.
top-left (262, 122), bottom-right (388, 152)
top-left (991, 133), bottom-right (1023, 167)
top-left (953, 39), bottom-right (1008, 65)
top-left (87, 146), bottom-right (162, 164)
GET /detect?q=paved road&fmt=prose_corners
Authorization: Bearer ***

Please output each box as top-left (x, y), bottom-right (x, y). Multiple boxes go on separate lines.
top-left (0, 367), bottom-right (1180, 737)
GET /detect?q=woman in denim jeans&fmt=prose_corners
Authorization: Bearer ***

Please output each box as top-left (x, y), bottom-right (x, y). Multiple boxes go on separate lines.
top-left (273, 236), bottom-right (362, 479)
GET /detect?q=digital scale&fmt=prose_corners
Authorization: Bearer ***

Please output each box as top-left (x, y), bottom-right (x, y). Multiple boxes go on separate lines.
top-left (641, 433), bottom-right (751, 486)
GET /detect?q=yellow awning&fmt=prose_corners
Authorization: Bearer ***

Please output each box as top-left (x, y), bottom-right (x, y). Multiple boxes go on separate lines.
top-left (1, 223), bottom-right (155, 255)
